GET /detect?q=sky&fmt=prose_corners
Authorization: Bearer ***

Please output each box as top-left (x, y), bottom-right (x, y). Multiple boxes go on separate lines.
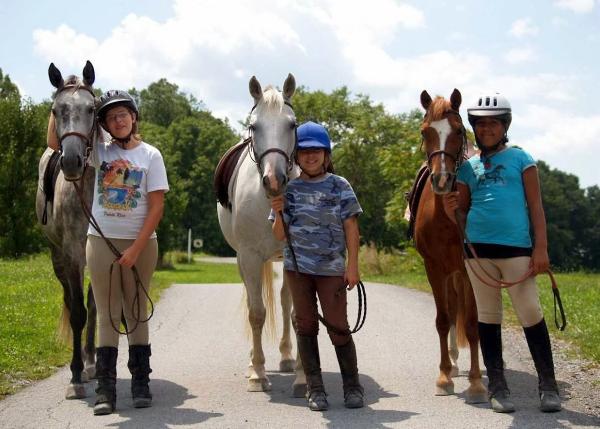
top-left (1, 0), bottom-right (599, 188)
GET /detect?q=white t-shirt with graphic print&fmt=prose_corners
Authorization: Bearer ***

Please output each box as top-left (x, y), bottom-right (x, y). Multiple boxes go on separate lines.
top-left (88, 139), bottom-right (169, 239)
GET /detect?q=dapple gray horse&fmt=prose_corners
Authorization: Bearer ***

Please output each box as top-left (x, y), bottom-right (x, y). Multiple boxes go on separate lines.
top-left (35, 61), bottom-right (99, 399)
top-left (217, 74), bottom-right (305, 395)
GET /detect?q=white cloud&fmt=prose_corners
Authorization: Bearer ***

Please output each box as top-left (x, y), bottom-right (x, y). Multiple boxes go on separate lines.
top-left (514, 104), bottom-right (600, 186)
top-left (508, 18), bottom-right (539, 38)
top-left (554, 0), bottom-right (596, 13)
top-left (504, 47), bottom-right (536, 64)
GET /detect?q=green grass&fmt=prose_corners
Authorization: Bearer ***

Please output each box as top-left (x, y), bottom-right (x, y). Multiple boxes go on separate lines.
top-left (0, 253), bottom-right (241, 399)
top-left (360, 246), bottom-right (600, 366)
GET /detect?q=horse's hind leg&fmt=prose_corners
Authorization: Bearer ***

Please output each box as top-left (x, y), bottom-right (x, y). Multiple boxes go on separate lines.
top-left (448, 325), bottom-right (459, 378)
top-left (83, 283), bottom-right (97, 380)
top-left (279, 275), bottom-right (295, 373)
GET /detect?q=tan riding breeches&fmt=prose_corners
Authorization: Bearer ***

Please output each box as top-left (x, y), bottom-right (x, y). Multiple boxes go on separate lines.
top-left (86, 235), bottom-right (158, 347)
top-left (465, 256), bottom-right (544, 328)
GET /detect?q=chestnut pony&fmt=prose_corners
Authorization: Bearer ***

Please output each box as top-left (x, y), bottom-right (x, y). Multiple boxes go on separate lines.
top-left (413, 89), bottom-right (486, 403)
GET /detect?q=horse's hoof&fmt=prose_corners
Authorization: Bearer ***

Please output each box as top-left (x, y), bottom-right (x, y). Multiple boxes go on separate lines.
top-left (65, 383), bottom-right (86, 399)
top-left (466, 391), bottom-right (488, 404)
top-left (292, 383), bottom-right (307, 398)
top-left (247, 378), bottom-right (271, 392)
top-left (83, 365), bottom-right (96, 380)
top-left (450, 366), bottom-right (459, 378)
top-left (279, 359), bottom-right (295, 373)
top-left (435, 384), bottom-right (454, 396)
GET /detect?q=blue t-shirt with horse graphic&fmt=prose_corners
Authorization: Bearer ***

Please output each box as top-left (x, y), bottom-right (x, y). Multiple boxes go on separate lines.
top-left (457, 146), bottom-right (537, 248)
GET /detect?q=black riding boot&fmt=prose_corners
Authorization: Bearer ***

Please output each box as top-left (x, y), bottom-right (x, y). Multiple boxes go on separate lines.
top-left (297, 335), bottom-right (328, 411)
top-left (128, 344), bottom-right (153, 408)
top-left (479, 322), bottom-right (515, 413)
top-left (94, 347), bottom-right (118, 416)
top-left (524, 319), bottom-right (561, 412)
top-left (334, 337), bottom-right (364, 408)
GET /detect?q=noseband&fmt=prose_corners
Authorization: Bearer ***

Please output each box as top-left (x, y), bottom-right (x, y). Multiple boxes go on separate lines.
top-left (423, 109), bottom-right (467, 175)
top-left (54, 84), bottom-right (97, 168)
top-left (246, 100), bottom-right (297, 174)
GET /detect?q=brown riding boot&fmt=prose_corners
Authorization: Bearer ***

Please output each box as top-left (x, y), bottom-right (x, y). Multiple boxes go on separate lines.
top-left (334, 337), bottom-right (364, 408)
top-left (297, 335), bottom-right (328, 411)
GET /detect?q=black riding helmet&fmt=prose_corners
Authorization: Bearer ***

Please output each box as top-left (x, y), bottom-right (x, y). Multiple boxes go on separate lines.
top-left (97, 90), bottom-right (139, 144)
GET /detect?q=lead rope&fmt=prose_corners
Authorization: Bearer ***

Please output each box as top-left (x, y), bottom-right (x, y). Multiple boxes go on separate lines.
top-left (280, 210), bottom-right (367, 335)
top-left (73, 167), bottom-right (154, 335)
top-left (455, 209), bottom-right (566, 331)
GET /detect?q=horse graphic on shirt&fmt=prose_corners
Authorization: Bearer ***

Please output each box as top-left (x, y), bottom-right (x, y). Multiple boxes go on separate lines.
top-left (478, 165), bottom-right (506, 186)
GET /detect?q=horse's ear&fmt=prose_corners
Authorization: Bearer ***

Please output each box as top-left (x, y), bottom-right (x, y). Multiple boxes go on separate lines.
top-left (48, 63), bottom-right (63, 89)
top-left (420, 90), bottom-right (432, 110)
top-left (283, 73), bottom-right (296, 100)
top-left (450, 88), bottom-right (461, 111)
top-left (82, 60), bottom-right (95, 87)
top-left (249, 76), bottom-right (262, 103)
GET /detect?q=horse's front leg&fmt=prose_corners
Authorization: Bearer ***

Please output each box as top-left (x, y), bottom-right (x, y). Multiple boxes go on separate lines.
top-left (65, 269), bottom-right (87, 399)
top-left (239, 253), bottom-right (271, 392)
top-left (83, 282), bottom-right (97, 380)
top-left (279, 275), bottom-right (295, 372)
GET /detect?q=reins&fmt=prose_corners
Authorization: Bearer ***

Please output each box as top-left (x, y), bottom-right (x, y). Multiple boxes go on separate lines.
top-left (279, 213), bottom-right (367, 336)
top-left (54, 82), bottom-right (155, 335)
top-left (454, 209), bottom-right (566, 331)
top-left (73, 169), bottom-right (155, 335)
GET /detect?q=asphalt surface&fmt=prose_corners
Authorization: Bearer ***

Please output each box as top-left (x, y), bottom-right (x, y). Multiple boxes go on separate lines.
top-left (1, 264), bottom-right (598, 428)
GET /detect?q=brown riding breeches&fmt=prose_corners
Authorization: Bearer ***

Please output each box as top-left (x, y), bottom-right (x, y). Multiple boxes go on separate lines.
top-left (284, 270), bottom-right (351, 346)
top-left (86, 235), bottom-right (157, 347)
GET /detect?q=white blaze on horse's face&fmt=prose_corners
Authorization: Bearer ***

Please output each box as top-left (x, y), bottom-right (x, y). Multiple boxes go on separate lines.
top-left (430, 118), bottom-right (452, 188)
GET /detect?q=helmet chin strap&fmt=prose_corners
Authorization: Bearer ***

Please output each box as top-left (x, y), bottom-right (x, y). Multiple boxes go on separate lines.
top-left (111, 131), bottom-right (134, 147)
top-left (476, 133), bottom-right (508, 155)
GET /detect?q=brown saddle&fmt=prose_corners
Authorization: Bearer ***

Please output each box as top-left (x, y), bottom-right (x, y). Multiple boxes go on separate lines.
top-left (405, 163), bottom-right (430, 240)
top-left (41, 150), bottom-right (62, 225)
top-left (214, 139), bottom-right (249, 210)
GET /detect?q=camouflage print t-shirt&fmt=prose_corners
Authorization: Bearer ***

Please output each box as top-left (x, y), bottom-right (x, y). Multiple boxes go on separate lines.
top-left (269, 174), bottom-right (362, 276)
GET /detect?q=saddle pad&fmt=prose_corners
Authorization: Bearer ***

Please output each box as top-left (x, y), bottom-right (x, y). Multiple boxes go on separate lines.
top-left (214, 140), bottom-right (249, 210)
top-left (405, 163), bottom-right (430, 240)
top-left (43, 150), bottom-right (61, 204)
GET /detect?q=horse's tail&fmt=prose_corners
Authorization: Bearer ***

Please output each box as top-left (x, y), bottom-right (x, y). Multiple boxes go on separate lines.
top-left (452, 270), bottom-right (469, 349)
top-left (242, 261), bottom-right (277, 341)
top-left (57, 303), bottom-right (72, 343)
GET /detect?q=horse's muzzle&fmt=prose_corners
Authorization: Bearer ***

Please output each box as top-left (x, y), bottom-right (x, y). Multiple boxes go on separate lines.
top-left (431, 172), bottom-right (456, 195)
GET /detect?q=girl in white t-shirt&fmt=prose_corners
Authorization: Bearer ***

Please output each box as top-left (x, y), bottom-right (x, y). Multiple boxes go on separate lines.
top-left (48, 90), bottom-right (169, 416)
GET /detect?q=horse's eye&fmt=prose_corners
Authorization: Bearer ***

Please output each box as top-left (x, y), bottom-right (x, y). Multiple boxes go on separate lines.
top-left (249, 123), bottom-right (256, 131)
top-left (456, 128), bottom-right (463, 135)
top-left (88, 107), bottom-right (94, 114)
top-left (290, 121), bottom-right (297, 129)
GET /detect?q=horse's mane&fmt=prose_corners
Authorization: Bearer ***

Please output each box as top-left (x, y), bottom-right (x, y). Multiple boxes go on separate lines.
top-left (425, 96), bottom-right (451, 123)
top-left (261, 85), bottom-right (284, 112)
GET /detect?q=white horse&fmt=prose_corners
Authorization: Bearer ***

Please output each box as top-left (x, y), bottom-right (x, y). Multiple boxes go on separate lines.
top-left (217, 74), bottom-right (305, 395)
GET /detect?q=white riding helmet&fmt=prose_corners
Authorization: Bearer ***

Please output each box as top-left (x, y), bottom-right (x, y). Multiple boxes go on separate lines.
top-left (467, 93), bottom-right (512, 130)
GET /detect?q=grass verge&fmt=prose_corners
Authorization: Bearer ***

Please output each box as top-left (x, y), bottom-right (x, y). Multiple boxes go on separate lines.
top-left (360, 245), bottom-right (600, 366)
top-left (0, 253), bottom-right (240, 400)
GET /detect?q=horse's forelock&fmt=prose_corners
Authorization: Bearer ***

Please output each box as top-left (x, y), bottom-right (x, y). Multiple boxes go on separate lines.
top-left (260, 85), bottom-right (284, 112)
top-left (52, 75), bottom-right (86, 99)
top-left (426, 96), bottom-right (451, 123)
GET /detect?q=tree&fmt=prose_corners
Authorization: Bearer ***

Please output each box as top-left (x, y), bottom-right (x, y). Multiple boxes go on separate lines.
top-left (293, 87), bottom-right (423, 249)
top-left (0, 68), bottom-right (19, 100)
top-left (0, 90), bottom-right (49, 257)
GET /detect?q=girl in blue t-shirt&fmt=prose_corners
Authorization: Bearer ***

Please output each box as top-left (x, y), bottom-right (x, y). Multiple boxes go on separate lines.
top-left (443, 93), bottom-right (560, 414)
top-left (270, 121), bottom-right (364, 411)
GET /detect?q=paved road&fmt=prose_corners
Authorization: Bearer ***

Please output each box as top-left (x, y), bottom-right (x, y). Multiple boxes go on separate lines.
top-left (1, 266), bottom-right (598, 428)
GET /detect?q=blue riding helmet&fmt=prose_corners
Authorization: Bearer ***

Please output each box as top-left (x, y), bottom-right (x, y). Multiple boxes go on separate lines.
top-left (297, 121), bottom-right (331, 152)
